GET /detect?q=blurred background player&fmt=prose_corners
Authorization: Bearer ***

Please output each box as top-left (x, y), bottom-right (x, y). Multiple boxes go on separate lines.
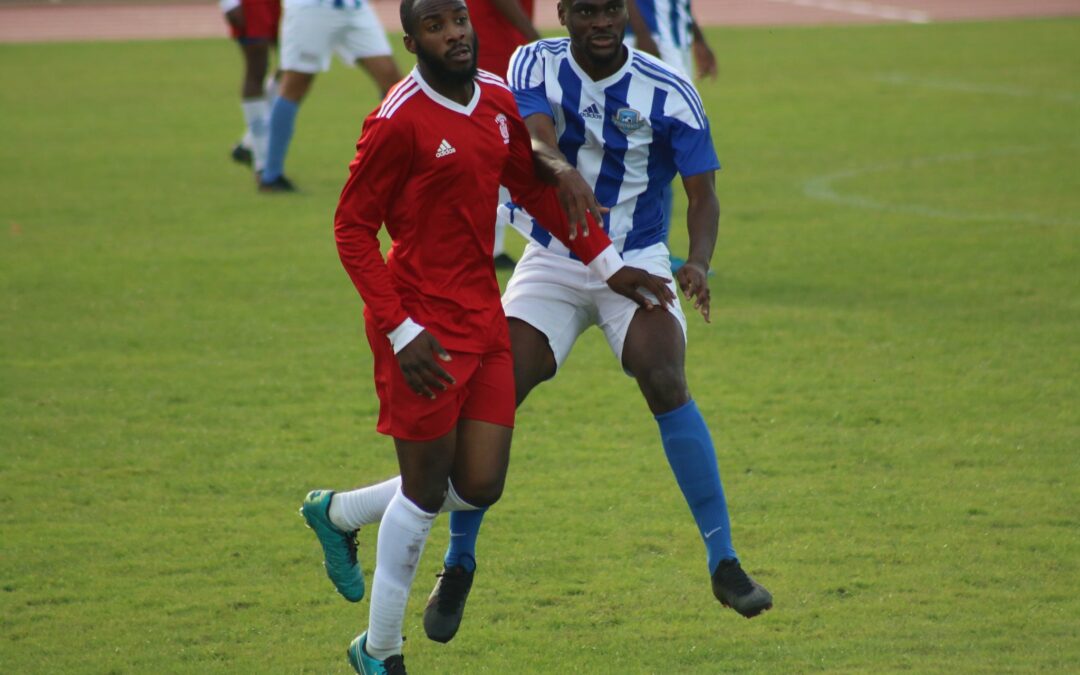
top-left (222, 0), bottom-right (281, 179)
top-left (626, 0), bottom-right (716, 271)
top-left (258, 0), bottom-right (402, 192)
top-left (470, 0), bottom-right (540, 268)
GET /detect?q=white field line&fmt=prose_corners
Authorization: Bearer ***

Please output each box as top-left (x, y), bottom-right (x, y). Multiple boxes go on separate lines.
top-left (763, 0), bottom-right (931, 24)
top-left (802, 148), bottom-right (1079, 227)
top-left (875, 73), bottom-right (1080, 105)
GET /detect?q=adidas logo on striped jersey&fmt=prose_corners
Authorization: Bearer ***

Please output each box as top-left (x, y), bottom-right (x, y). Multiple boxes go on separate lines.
top-left (580, 103), bottom-right (603, 120)
top-left (435, 139), bottom-right (456, 158)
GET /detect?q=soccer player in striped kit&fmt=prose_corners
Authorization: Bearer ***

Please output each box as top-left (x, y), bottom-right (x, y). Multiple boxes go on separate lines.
top-left (258, 0), bottom-right (402, 192)
top-left (626, 0), bottom-right (716, 80)
top-left (301, 0), bottom-right (673, 671)
top-left (425, 0), bottom-right (773, 640)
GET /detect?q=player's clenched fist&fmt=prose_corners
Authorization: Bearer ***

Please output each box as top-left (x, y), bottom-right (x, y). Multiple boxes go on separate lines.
top-left (396, 331), bottom-right (455, 399)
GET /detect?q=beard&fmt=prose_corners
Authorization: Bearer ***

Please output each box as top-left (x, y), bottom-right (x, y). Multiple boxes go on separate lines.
top-left (416, 33), bottom-right (479, 86)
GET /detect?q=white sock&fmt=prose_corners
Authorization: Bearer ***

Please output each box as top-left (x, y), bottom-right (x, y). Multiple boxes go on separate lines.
top-left (366, 488), bottom-right (436, 660)
top-left (241, 97), bottom-right (270, 172)
top-left (264, 73), bottom-right (279, 108)
top-left (329, 476), bottom-right (402, 531)
top-left (240, 128), bottom-right (253, 150)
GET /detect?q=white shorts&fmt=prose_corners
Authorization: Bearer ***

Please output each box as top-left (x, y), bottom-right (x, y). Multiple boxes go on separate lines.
top-left (502, 242), bottom-right (687, 374)
top-left (279, 4), bottom-right (392, 73)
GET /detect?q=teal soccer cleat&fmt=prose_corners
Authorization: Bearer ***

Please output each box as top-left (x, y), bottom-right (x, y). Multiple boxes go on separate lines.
top-left (348, 632), bottom-right (407, 675)
top-left (300, 489), bottom-right (365, 602)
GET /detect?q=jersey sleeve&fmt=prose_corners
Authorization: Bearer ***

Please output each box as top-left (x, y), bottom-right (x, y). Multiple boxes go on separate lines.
top-left (508, 42), bottom-right (554, 120)
top-left (664, 80), bottom-right (721, 178)
top-left (334, 112), bottom-right (414, 336)
top-left (499, 105), bottom-right (617, 269)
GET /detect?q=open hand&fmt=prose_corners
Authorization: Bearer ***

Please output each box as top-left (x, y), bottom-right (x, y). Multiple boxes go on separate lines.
top-left (676, 261), bottom-right (711, 322)
top-left (554, 166), bottom-right (608, 240)
top-left (606, 266), bottom-right (676, 310)
top-left (396, 330), bottom-right (455, 399)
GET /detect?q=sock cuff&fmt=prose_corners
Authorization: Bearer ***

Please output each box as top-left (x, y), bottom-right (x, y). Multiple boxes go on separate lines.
top-left (394, 487), bottom-right (439, 521)
top-left (654, 398), bottom-right (698, 423)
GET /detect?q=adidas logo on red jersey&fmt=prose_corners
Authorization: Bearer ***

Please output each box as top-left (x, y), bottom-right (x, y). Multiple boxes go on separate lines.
top-left (435, 139), bottom-right (456, 158)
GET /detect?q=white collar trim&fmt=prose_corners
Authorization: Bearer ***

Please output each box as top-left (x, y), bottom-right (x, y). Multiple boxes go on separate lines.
top-left (411, 66), bottom-right (481, 116)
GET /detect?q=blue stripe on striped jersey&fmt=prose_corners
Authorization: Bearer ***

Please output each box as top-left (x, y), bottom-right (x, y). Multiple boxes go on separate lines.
top-left (625, 88), bottom-right (674, 251)
top-left (669, 0), bottom-right (685, 49)
top-left (631, 56), bottom-right (706, 128)
top-left (513, 40), bottom-right (567, 91)
top-left (636, 0), bottom-right (660, 33)
top-left (595, 73), bottom-right (634, 233)
top-left (555, 59), bottom-right (587, 170)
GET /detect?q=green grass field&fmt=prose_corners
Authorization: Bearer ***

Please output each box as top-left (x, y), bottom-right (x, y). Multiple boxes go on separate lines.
top-left (2, 18), bottom-right (1078, 673)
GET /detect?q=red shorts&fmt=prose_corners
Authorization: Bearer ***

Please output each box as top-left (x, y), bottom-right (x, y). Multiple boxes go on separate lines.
top-left (366, 324), bottom-right (516, 441)
top-left (228, 0), bottom-right (281, 42)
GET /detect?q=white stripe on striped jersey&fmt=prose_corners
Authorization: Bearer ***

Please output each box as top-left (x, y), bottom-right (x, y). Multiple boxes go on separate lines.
top-left (476, 70), bottom-right (512, 92)
top-left (378, 78), bottom-right (420, 119)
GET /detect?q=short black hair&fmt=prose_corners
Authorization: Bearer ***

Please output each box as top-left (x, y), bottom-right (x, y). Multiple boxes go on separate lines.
top-left (400, 0), bottom-right (417, 35)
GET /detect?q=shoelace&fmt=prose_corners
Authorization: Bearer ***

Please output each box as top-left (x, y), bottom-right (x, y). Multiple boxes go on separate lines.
top-left (344, 531), bottom-right (358, 566)
top-left (434, 567), bottom-right (470, 612)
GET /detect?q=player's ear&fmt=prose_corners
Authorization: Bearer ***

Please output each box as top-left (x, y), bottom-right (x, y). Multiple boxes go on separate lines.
top-left (403, 34), bottom-right (417, 55)
top-left (557, 2), bottom-right (567, 26)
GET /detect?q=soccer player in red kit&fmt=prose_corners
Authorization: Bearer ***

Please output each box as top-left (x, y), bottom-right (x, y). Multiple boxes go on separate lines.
top-left (299, 0), bottom-right (673, 671)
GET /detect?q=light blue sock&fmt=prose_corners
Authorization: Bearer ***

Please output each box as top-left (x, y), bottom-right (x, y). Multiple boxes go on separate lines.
top-left (445, 508), bottom-right (486, 572)
top-left (262, 96), bottom-right (299, 183)
top-left (656, 400), bottom-right (737, 574)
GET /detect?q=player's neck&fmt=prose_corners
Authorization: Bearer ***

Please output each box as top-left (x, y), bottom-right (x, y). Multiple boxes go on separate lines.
top-left (416, 63), bottom-right (475, 106)
top-left (570, 44), bottom-right (628, 82)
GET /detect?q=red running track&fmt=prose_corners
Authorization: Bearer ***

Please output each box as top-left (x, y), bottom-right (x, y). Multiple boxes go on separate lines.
top-left (1, 0), bottom-right (1078, 43)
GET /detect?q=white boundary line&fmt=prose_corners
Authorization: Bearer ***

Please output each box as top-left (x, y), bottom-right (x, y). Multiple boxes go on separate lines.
top-left (802, 148), bottom-right (1079, 227)
top-left (762, 0), bottom-right (931, 24)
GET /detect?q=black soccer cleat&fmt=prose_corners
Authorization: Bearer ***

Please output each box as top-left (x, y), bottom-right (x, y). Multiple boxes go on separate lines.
top-left (423, 564), bottom-right (475, 643)
top-left (711, 559), bottom-right (773, 618)
top-left (258, 175), bottom-right (297, 193)
top-left (231, 143), bottom-right (253, 167)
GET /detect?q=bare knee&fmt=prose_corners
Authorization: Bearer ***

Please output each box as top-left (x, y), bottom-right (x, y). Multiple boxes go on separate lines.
top-left (400, 477), bottom-right (447, 514)
top-left (636, 363), bottom-right (690, 415)
top-left (453, 476), bottom-right (504, 509)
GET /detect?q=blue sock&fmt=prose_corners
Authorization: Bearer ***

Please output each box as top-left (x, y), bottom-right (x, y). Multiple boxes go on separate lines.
top-left (656, 400), bottom-right (737, 574)
top-left (262, 96), bottom-right (299, 183)
top-left (445, 508), bottom-right (486, 572)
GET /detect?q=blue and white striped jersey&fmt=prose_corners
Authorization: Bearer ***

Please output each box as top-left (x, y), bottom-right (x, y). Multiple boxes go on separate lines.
top-left (628, 0), bottom-right (693, 53)
top-left (507, 38), bottom-right (719, 255)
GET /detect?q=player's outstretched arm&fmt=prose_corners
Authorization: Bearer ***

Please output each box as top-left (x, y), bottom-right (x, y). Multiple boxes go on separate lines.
top-left (524, 113), bottom-right (607, 240)
top-left (676, 171), bottom-right (719, 322)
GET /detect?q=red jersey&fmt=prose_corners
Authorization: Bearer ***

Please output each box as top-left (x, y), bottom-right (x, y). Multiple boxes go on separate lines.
top-left (335, 67), bottom-right (616, 355)
top-left (469, 0), bottom-right (536, 76)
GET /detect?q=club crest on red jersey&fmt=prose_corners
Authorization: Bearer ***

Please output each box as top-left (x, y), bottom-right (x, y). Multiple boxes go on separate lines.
top-left (495, 113), bottom-right (510, 144)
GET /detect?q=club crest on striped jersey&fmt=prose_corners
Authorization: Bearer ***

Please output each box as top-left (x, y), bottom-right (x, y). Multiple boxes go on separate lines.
top-left (612, 107), bottom-right (646, 134)
top-left (494, 113), bottom-right (510, 144)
